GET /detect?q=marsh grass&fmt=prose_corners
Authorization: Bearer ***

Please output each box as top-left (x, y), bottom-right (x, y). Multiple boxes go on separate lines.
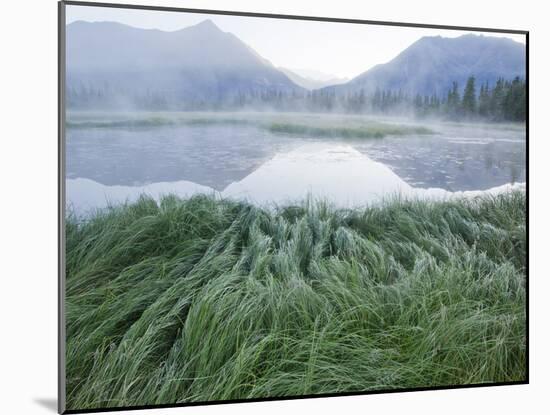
top-left (66, 117), bottom-right (251, 129)
top-left (267, 122), bottom-right (433, 138)
top-left (66, 112), bottom-right (435, 139)
top-left (65, 191), bottom-right (526, 410)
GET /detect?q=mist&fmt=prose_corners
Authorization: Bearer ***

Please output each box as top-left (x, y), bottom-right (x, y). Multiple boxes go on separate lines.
top-left (65, 15), bottom-right (526, 215)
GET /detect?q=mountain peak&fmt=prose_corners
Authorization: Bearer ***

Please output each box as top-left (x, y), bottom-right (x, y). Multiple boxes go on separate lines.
top-left (415, 33), bottom-right (522, 48)
top-left (191, 19), bottom-right (221, 32)
top-left (333, 34), bottom-right (525, 97)
top-left (66, 18), bottom-right (303, 108)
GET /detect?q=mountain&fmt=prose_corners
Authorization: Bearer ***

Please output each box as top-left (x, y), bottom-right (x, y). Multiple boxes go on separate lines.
top-left (327, 34), bottom-right (525, 97)
top-left (279, 68), bottom-right (349, 90)
top-left (66, 20), bottom-right (303, 108)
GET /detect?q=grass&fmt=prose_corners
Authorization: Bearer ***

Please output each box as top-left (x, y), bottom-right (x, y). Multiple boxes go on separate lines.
top-left (267, 122), bottom-right (433, 138)
top-left (65, 191), bottom-right (526, 410)
top-left (66, 117), bottom-right (251, 129)
top-left (66, 112), bottom-right (435, 139)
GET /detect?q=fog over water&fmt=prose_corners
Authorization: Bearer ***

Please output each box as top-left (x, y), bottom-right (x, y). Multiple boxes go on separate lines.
top-left (66, 112), bottom-right (525, 214)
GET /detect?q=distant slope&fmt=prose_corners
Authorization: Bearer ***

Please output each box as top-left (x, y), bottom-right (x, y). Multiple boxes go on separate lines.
top-left (66, 20), bottom-right (303, 108)
top-left (327, 34), bottom-right (525, 97)
top-left (279, 68), bottom-right (349, 90)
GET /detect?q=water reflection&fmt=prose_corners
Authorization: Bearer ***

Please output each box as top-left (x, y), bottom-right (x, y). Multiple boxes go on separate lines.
top-left (66, 114), bottom-right (526, 213)
top-left (66, 124), bottom-right (304, 190)
top-left (67, 143), bottom-right (525, 215)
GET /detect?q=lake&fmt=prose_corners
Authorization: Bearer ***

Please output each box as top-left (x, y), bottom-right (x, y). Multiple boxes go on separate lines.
top-left (65, 112), bottom-right (526, 213)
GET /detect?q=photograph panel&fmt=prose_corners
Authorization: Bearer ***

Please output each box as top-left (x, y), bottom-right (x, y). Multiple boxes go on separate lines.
top-left (62, 2), bottom-right (527, 412)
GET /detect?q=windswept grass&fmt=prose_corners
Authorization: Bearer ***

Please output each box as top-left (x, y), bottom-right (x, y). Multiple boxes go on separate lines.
top-left (65, 191), bottom-right (526, 410)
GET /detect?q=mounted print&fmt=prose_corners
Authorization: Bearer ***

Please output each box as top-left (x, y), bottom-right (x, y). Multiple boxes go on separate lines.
top-left (59, 1), bottom-right (528, 413)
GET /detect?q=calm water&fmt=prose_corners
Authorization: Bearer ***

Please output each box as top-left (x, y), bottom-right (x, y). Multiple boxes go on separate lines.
top-left (66, 112), bottom-right (526, 212)
top-left (355, 123), bottom-right (525, 191)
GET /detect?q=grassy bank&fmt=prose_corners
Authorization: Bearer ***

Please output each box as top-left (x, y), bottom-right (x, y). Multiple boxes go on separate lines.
top-left (65, 191), bottom-right (526, 410)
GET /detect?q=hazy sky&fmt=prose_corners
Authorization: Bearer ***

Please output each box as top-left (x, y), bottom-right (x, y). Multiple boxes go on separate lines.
top-left (66, 4), bottom-right (526, 79)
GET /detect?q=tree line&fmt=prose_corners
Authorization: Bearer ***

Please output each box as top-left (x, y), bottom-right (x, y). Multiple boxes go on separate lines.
top-left (306, 76), bottom-right (526, 122)
top-left (67, 76), bottom-right (526, 122)
top-left (411, 76), bottom-right (526, 121)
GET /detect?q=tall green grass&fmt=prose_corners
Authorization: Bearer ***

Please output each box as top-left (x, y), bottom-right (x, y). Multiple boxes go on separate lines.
top-left (65, 191), bottom-right (526, 410)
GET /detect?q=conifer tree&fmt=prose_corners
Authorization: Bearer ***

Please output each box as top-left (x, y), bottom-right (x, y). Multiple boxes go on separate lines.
top-left (462, 76), bottom-right (477, 116)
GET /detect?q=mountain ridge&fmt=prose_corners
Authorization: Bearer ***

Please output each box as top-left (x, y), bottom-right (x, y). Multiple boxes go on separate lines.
top-left (326, 34), bottom-right (525, 97)
top-left (66, 19), bottom-right (303, 108)
top-left (66, 21), bottom-right (526, 109)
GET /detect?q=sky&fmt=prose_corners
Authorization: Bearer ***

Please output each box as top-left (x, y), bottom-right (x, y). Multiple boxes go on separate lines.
top-left (66, 4), bottom-right (526, 79)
